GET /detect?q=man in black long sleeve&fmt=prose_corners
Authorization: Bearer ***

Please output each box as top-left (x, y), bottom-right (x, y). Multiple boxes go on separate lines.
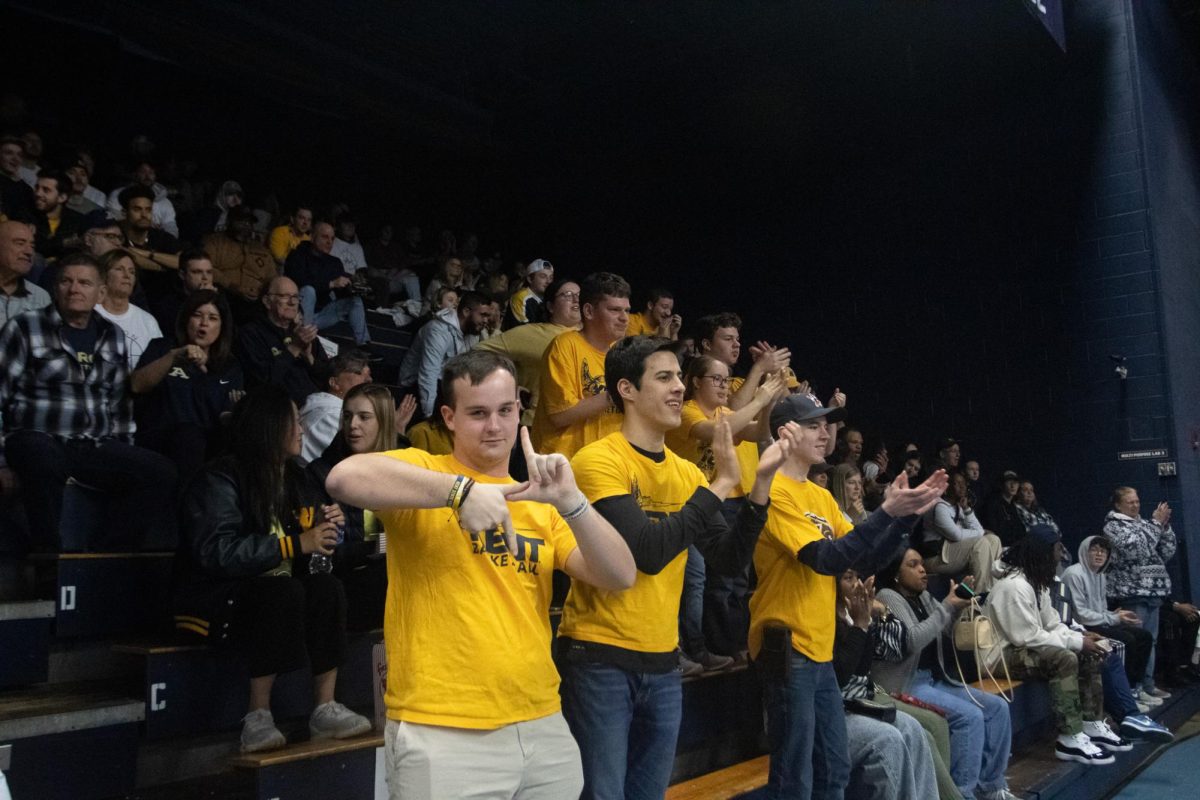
top-left (556, 335), bottom-right (795, 800)
top-left (235, 276), bottom-right (328, 405)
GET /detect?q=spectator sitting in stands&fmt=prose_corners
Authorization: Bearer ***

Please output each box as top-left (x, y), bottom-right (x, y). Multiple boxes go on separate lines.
top-left (503, 258), bottom-right (553, 329)
top-left (983, 525), bottom-right (1122, 766)
top-left (194, 179), bottom-right (244, 236)
top-left (873, 548), bottom-right (1014, 800)
top-left (203, 205), bottom-right (276, 324)
top-left (285, 221), bottom-right (369, 345)
top-left (132, 289), bottom-right (243, 486)
top-left (0, 135), bottom-right (35, 221)
top-left (398, 290), bottom-right (490, 420)
top-left (82, 216), bottom-right (124, 261)
top-left (117, 185), bottom-right (180, 298)
top-left (94, 249), bottom-right (162, 370)
top-left (834, 569), bottom-right (942, 800)
top-left (530, 271), bottom-right (629, 459)
top-left (330, 216), bottom-right (368, 275)
top-left (978, 469), bottom-right (1027, 547)
top-left (267, 204), bottom-right (312, 267)
top-left (365, 222), bottom-right (421, 305)
top-left (1062, 536), bottom-right (1162, 713)
top-left (920, 470), bottom-right (1002, 592)
top-left (0, 220), bottom-right (48, 328)
top-left (32, 170), bottom-right (88, 261)
top-left (666, 355), bottom-right (784, 668)
top-left (1103, 487), bottom-right (1200, 693)
top-left (807, 460), bottom-right (833, 489)
top-left (298, 350), bottom-right (373, 466)
top-left (831, 426), bottom-right (864, 468)
top-left (64, 153), bottom-right (105, 216)
top-left (421, 255), bottom-right (467, 316)
top-left (0, 253), bottom-right (176, 551)
top-left (624, 287), bottom-right (681, 340)
top-left (17, 131), bottom-right (42, 186)
top-left (405, 382), bottom-right (453, 454)
top-left (902, 450), bottom-right (924, 483)
top-left (106, 160), bottom-right (179, 237)
top-left (175, 386), bottom-right (372, 753)
top-left (965, 459), bottom-right (983, 506)
top-left (860, 435), bottom-right (889, 485)
top-left (829, 463), bottom-right (868, 526)
top-left (483, 269), bottom-right (509, 299)
top-left (1014, 479), bottom-right (1061, 537)
top-left (236, 275), bottom-right (328, 405)
top-left (935, 437), bottom-right (962, 472)
top-left (306, 383), bottom-right (409, 631)
top-left (150, 248), bottom-right (217, 333)
top-left (474, 278), bottom-right (583, 423)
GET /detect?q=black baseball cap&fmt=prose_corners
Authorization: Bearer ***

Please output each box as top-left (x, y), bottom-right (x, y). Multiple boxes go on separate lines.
top-left (769, 392), bottom-right (846, 433)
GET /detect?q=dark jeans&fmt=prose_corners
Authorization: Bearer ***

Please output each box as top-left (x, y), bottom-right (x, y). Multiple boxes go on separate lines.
top-left (762, 652), bottom-right (850, 800)
top-left (559, 661), bottom-right (682, 800)
top-left (5, 431), bottom-right (178, 551)
top-left (230, 573), bottom-right (347, 678)
top-left (1088, 623), bottom-right (1153, 690)
top-left (137, 423), bottom-right (213, 497)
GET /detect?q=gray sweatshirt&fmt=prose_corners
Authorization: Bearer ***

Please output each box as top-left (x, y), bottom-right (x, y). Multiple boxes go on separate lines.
top-left (1061, 535), bottom-right (1120, 627)
top-left (872, 587), bottom-right (958, 694)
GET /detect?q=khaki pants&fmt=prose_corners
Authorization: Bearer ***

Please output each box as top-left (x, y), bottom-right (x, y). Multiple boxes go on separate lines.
top-left (384, 713), bottom-right (583, 800)
top-left (925, 534), bottom-right (1002, 592)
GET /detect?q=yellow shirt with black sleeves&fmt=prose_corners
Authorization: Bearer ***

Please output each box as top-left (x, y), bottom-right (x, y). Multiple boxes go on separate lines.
top-left (665, 400), bottom-right (758, 498)
top-left (748, 474), bottom-right (853, 663)
top-left (531, 329), bottom-right (623, 459)
top-left (558, 433), bottom-right (704, 654)
top-left (376, 448), bottom-right (579, 730)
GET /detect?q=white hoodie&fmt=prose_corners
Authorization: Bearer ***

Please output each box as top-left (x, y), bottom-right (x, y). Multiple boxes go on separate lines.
top-left (982, 567), bottom-right (1083, 670)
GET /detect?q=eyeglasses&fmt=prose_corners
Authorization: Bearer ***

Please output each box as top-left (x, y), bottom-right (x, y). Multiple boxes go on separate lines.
top-left (556, 291), bottom-right (580, 300)
top-left (703, 375), bottom-right (730, 387)
top-left (267, 293), bottom-right (300, 304)
top-left (91, 232), bottom-right (123, 242)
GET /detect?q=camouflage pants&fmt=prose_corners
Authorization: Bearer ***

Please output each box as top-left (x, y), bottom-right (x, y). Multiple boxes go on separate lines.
top-left (1005, 645), bottom-right (1103, 735)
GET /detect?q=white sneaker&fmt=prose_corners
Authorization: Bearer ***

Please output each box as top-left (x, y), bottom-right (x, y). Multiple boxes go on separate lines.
top-left (240, 708), bottom-right (286, 753)
top-left (1055, 732), bottom-right (1115, 765)
top-left (1135, 699), bottom-right (1152, 714)
top-left (1083, 719), bottom-right (1133, 752)
top-left (309, 701), bottom-right (372, 740)
top-left (1136, 689), bottom-right (1163, 708)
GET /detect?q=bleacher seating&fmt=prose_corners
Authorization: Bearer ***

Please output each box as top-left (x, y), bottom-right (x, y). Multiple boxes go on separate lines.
top-left (230, 732), bottom-right (383, 800)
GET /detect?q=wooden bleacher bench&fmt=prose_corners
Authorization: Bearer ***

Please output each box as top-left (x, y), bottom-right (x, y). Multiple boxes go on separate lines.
top-left (666, 754), bottom-right (769, 799)
top-left (229, 730), bottom-right (383, 800)
top-left (970, 676), bottom-right (1023, 694)
top-left (28, 551), bottom-right (175, 638)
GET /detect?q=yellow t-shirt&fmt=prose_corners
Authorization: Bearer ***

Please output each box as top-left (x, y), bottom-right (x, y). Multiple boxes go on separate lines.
top-left (559, 433), bottom-right (705, 653)
top-left (268, 225), bottom-right (310, 264)
top-left (624, 312), bottom-right (658, 337)
top-left (475, 322), bottom-right (571, 427)
top-left (377, 449), bottom-right (578, 729)
top-left (665, 400), bottom-right (759, 498)
top-left (748, 473), bottom-right (853, 663)
top-left (531, 329), bottom-right (623, 459)
top-left (407, 419), bottom-right (454, 455)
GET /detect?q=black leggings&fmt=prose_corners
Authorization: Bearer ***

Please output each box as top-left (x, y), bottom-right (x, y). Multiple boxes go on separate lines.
top-left (230, 572), bottom-right (347, 678)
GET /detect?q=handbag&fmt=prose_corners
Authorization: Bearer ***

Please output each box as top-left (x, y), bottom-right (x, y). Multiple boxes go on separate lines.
top-left (950, 596), bottom-right (1013, 706)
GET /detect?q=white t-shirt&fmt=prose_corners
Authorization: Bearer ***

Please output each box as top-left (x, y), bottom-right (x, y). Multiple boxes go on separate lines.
top-left (95, 303), bottom-right (162, 370)
top-left (299, 391), bottom-right (343, 466)
top-left (331, 237), bottom-right (368, 275)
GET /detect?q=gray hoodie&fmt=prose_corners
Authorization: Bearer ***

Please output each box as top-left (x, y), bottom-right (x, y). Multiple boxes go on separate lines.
top-left (1061, 535), bottom-right (1119, 627)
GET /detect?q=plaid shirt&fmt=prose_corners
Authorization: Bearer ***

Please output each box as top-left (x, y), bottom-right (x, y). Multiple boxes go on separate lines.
top-left (0, 305), bottom-right (134, 446)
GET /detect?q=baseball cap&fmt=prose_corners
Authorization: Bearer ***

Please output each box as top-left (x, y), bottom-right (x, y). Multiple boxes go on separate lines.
top-left (526, 258), bottom-right (553, 276)
top-left (769, 392), bottom-right (847, 433)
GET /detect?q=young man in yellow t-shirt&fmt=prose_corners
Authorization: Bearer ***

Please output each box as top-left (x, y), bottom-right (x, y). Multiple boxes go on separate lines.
top-left (749, 393), bottom-right (947, 800)
top-left (624, 287), bottom-right (681, 339)
top-left (326, 349), bottom-right (636, 800)
top-left (530, 271), bottom-right (629, 459)
top-left (557, 335), bottom-right (797, 800)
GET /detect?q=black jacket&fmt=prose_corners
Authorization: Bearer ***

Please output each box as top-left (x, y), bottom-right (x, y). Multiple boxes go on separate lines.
top-left (234, 316), bottom-right (328, 405)
top-left (284, 242), bottom-right (345, 312)
top-left (174, 458), bottom-right (326, 640)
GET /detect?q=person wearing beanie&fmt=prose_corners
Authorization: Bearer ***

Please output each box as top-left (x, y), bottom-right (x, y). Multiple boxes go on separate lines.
top-left (983, 525), bottom-right (1124, 765)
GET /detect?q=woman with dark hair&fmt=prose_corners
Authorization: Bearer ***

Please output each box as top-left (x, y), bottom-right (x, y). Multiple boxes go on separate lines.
top-left (307, 383), bottom-right (403, 630)
top-left (920, 471), bottom-right (1002, 592)
top-left (132, 288), bottom-right (243, 482)
top-left (873, 549), bottom-right (1015, 800)
top-left (175, 385), bottom-right (372, 753)
top-left (984, 525), bottom-right (1124, 765)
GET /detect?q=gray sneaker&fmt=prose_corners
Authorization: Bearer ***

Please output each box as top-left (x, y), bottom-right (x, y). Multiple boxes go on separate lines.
top-left (240, 708), bottom-right (286, 753)
top-left (309, 701), bottom-right (372, 740)
top-left (678, 655), bottom-right (704, 677)
top-left (700, 652), bottom-right (735, 671)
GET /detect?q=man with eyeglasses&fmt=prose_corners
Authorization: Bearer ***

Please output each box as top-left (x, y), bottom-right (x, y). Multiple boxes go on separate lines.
top-left (235, 275), bottom-right (329, 404)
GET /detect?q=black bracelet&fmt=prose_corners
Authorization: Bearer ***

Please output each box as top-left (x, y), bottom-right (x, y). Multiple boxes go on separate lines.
top-left (459, 478), bottom-right (476, 508)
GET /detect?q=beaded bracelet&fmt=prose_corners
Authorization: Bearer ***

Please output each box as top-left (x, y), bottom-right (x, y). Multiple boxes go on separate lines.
top-left (561, 494), bottom-right (590, 521)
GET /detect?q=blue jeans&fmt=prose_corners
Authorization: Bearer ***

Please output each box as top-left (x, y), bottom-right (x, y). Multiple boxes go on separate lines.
top-left (559, 661), bottom-right (682, 800)
top-left (299, 285), bottom-right (369, 344)
top-left (1118, 597), bottom-right (1163, 690)
top-left (1100, 650), bottom-right (1140, 720)
top-left (680, 545), bottom-right (706, 657)
top-left (762, 652), bottom-right (850, 800)
top-left (908, 670), bottom-right (1011, 798)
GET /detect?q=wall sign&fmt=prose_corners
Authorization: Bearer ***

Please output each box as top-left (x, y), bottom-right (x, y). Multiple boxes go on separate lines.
top-left (1118, 448), bottom-right (1169, 461)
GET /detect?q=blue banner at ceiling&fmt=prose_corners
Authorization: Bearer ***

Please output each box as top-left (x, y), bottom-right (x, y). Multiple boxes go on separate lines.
top-left (1023, 0), bottom-right (1067, 51)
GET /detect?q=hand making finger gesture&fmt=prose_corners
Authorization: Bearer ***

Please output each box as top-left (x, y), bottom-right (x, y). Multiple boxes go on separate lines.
top-left (506, 427), bottom-right (584, 512)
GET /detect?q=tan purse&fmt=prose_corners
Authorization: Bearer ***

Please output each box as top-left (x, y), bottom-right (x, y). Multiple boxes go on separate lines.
top-left (950, 597), bottom-right (1013, 705)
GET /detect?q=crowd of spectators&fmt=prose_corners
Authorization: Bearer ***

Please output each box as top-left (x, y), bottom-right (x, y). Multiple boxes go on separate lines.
top-left (3, 122), bottom-right (1200, 799)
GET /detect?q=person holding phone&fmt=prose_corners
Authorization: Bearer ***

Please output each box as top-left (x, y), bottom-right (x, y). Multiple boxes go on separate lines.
top-left (175, 385), bottom-right (371, 753)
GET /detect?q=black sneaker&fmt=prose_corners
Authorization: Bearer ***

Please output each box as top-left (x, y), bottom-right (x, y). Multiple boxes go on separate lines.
top-left (1055, 732), bottom-right (1115, 765)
